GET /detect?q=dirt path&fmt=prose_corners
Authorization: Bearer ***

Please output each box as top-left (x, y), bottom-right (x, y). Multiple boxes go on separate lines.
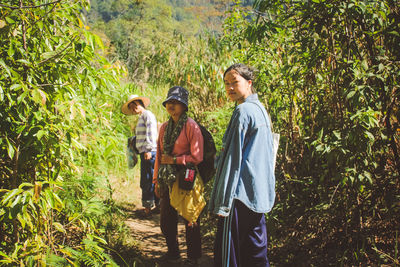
top-left (111, 172), bottom-right (213, 266)
top-left (125, 208), bottom-right (214, 267)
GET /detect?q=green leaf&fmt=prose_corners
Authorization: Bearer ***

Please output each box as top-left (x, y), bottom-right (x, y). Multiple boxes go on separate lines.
top-left (88, 76), bottom-right (96, 91)
top-left (51, 191), bottom-right (64, 211)
top-left (94, 34), bottom-right (104, 50)
top-left (103, 143), bottom-right (114, 158)
top-left (318, 128), bottom-right (324, 140)
top-left (31, 88), bottom-right (47, 105)
top-left (5, 16), bottom-right (15, 24)
top-left (36, 130), bottom-right (47, 140)
top-left (17, 89), bottom-right (29, 104)
top-left (6, 138), bottom-right (15, 160)
top-left (71, 137), bottom-right (86, 150)
top-left (44, 189), bottom-right (55, 208)
top-left (388, 31), bottom-right (400, 37)
top-left (10, 84), bottom-right (22, 91)
top-left (16, 124), bottom-right (27, 134)
top-left (16, 59), bottom-right (30, 65)
top-left (347, 90), bottom-right (356, 99)
top-left (333, 131), bottom-right (341, 139)
top-left (41, 51), bottom-right (58, 60)
top-left (53, 222), bottom-right (66, 233)
top-left (8, 44), bottom-right (15, 57)
top-left (365, 131), bottom-right (374, 141)
top-left (11, 194), bottom-right (22, 208)
top-left (1, 189), bottom-right (21, 206)
top-left (0, 250), bottom-right (11, 260)
top-left (24, 209), bottom-right (34, 230)
top-left (361, 60), bottom-right (369, 70)
top-left (0, 59), bottom-right (11, 76)
top-left (0, 85), bottom-right (3, 101)
top-left (17, 213), bottom-right (26, 229)
top-left (92, 235), bottom-right (107, 245)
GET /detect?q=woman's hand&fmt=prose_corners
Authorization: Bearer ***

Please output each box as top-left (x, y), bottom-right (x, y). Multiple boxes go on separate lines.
top-left (144, 152), bottom-right (152, 160)
top-left (161, 154), bottom-right (175, 164)
top-left (188, 222), bottom-right (197, 228)
top-left (154, 182), bottom-right (160, 198)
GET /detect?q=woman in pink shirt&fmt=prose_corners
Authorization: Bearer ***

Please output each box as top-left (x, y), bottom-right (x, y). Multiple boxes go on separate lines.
top-left (153, 86), bottom-right (204, 266)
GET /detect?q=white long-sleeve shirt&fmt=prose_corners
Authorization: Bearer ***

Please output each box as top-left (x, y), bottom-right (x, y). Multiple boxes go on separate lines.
top-left (135, 110), bottom-right (158, 153)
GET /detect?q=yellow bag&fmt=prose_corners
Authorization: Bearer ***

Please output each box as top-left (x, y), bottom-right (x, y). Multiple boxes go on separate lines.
top-left (169, 173), bottom-right (206, 223)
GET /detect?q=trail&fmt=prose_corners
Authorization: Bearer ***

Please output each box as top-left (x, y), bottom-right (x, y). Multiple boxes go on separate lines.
top-left (125, 208), bottom-right (214, 267)
top-left (115, 173), bottom-right (213, 266)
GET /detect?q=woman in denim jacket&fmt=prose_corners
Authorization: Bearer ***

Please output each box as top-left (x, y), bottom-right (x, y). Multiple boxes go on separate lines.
top-left (209, 63), bottom-right (276, 267)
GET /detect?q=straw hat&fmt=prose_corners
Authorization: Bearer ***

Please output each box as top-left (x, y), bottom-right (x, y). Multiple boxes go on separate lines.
top-left (121, 94), bottom-right (150, 115)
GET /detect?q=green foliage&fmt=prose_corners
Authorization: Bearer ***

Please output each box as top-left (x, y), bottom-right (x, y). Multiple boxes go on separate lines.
top-left (142, 34), bottom-right (231, 113)
top-left (0, 0), bottom-right (126, 264)
top-left (87, 0), bottom-right (234, 85)
top-left (220, 0), bottom-right (400, 265)
top-left (2, 0), bottom-right (398, 265)
top-left (0, 0), bottom-right (121, 188)
top-left (0, 179), bottom-right (118, 265)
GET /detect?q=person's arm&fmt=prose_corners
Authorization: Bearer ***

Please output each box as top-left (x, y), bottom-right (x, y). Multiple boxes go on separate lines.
top-left (161, 120), bottom-right (204, 166)
top-left (211, 110), bottom-right (248, 217)
top-left (177, 120), bottom-right (203, 166)
top-left (144, 112), bottom-right (158, 160)
top-left (153, 124), bottom-right (165, 184)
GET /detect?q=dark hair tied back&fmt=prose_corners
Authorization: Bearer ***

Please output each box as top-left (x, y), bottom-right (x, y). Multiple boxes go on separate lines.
top-left (224, 63), bottom-right (257, 93)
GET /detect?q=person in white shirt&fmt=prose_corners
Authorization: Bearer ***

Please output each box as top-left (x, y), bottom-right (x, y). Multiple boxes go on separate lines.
top-left (122, 95), bottom-right (159, 216)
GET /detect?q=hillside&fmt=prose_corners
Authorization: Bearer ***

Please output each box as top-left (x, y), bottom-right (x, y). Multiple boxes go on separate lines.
top-left (85, 0), bottom-right (254, 81)
top-left (87, 0), bottom-right (253, 36)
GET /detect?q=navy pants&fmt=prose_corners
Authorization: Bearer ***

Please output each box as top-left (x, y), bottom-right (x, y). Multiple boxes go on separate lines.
top-left (160, 189), bottom-right (202, 259)
top-left (139, 152), bottom-right (159, 208)
top-left (214, 200), bottom-right (270, 267)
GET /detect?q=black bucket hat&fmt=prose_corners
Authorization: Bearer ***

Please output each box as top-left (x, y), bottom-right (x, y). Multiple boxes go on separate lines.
top-left (162, 86), bottom-right (189, 109)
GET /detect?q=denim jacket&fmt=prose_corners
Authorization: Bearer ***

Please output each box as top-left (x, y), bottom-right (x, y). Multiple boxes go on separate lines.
top-left (208, 94), bottom-right (276, 216)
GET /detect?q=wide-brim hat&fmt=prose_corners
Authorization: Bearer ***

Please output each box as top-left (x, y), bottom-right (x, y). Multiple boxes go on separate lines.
top-left (162, 86), bottom-right (189, 109)
top-left (121, 94), bottom-right (150, 115)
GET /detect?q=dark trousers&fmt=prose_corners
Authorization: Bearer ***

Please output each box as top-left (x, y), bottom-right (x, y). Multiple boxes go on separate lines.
top-left (214, 200), bottom-right (269, 267)
top-left (160, 189), bottom-right (202, 259)
top-left (139, 152), bottom-right (159, 207)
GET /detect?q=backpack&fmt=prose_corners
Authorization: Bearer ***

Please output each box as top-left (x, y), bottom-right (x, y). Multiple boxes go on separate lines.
top-left (127, 136), bottom-right (139, 169)
top-left (183, 120), bottom-right (217, 183)
top-left (195, 122), bottom-right (217, 184)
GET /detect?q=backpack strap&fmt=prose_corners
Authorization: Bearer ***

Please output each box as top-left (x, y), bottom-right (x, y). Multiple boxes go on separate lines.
top-left (250, 101), bottom-right (280, 169)
top-left (250, 101), bottom-right (275, 132)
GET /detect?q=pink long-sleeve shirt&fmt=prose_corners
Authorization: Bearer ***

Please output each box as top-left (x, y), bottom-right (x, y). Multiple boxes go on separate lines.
top-left (153, 117), bottom-right (204, 183)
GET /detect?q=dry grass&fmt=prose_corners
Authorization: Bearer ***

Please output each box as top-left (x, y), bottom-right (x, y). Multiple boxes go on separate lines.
top-left (108, 168), bottom-right (142, 210)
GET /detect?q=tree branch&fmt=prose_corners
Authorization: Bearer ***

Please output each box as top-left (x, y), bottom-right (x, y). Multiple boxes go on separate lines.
top-left (37, 83), bottom-right (67, 87)
top-left (0, 0), bottom-right (60, 10)
top-left (20, 0), bottom-right (27, 51)
top-left (28, 0), bottom-right (58, 30)
top-left (38, 35), bottom-right (78, 65)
